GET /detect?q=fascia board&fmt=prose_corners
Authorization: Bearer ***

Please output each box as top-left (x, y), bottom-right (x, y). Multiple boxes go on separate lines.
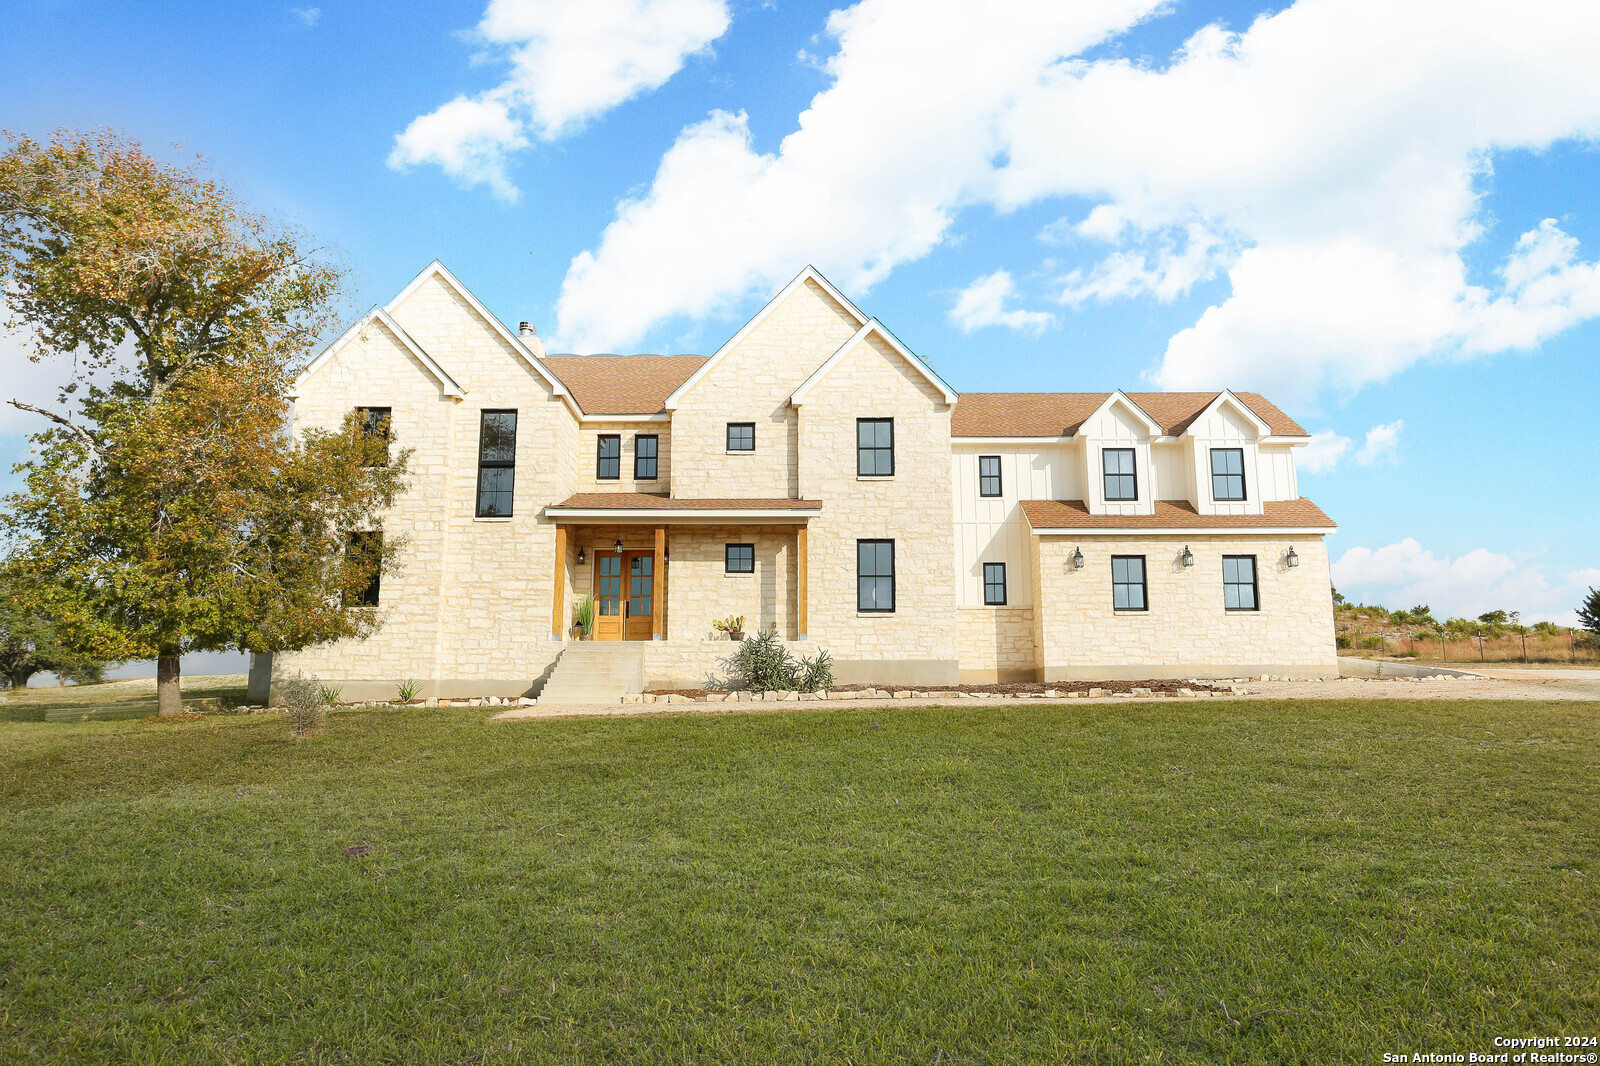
top-left (384, 260), bottom-right (576, 410)
top-left (663, 265), bottom-right (869, 411)
top-left (1028, 525), bottom-right (1336, 536)
top-left (544, 508), bottom-right (820, 523)
top-left (1187, 389), bottom-right (1273, 438)
top-left (790, 319), bottom-right (958, 406)
top-left (291, 308), bottom-right (464, 400)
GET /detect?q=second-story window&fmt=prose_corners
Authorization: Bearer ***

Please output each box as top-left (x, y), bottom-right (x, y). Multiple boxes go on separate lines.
top-left (983, 562), bottom-right (1007, 605)
top-left (857, 418), bottom-right (894, 476)
top-left (634, 434), bottom-right (658, 480)
top-left (596, 434), bottom-right (621, 480)
top-left (1211, 447), bottom-right (1246, 501)
top-left (355, 406), bottom-right (392, 439)
top-left (475, 410), bottom-right (517, 517)
top-left (978, 455), bottom-right (1002, 497)
top-left (1103, 447), bottom-right (1137, 501)
top-left (727, 423), bottom-right (755, 451)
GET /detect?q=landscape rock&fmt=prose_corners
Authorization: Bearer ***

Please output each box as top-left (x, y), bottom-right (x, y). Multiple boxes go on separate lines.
top-left (1089, 688), bottom-right (1106, 698)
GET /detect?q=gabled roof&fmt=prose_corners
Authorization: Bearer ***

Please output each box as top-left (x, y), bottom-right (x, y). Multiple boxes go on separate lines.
top-left (790, 319), bottom-right (958, 406)
top-left (541, 355), bottom-right (707, 415)
top-left (1081, 390), bottom-right (1165, 436)
top-left (292, 308), bottom-right (465, 400)
top-left (384, 260), bottom-right (571, 403)
top-left (1020, 497), bottom-right (1336, 531)
top-left (663, 266), bottom-right (869, 411)
top-left (951, 391), bottom-right (1308, 438)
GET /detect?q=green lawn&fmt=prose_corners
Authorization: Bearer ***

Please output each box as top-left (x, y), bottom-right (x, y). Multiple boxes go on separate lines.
top-left (1, 696), bottom-right (1596, 1064)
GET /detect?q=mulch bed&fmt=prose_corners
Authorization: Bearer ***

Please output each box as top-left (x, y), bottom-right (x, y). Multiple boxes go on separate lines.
top-left (644, 678), bottom-right (1232, 698)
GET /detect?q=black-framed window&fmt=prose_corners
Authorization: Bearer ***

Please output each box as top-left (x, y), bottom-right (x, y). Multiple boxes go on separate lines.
top-left (1223, 555), bottom-right (1258, 611)
top-left (727, 423), bottom-right (755, 451)
top-left (354, 406), bottom-right (392, 440)
top-left (634, 434), bottom-right (658, 480)
top-left (725, 543), bottom-right (754, 574)
top-left (978, 455), bottom-right (1002, 497)
top-left (1211, 448), bottom-right (1246, 501)
top-left (596, 434), bottom-right (621, 480)
top-left (1112, 555), bottom-right (1147, 611)
top-left (346, 530), bottom-right (382, 606)
top-left (475, 410), bottom-right (517, 517)
top-left (857, 539), bottom-right (895, 612)
top-left (857, 418), bottom-right (894, 476)
top-left (983, 562), bottom-right (1007, 605)
top-left (1103, 448), bottom-right (1137, 501)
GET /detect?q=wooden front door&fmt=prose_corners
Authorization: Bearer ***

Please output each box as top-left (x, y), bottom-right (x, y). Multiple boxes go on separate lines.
top-left (593, 550), bottom-right (655, 641)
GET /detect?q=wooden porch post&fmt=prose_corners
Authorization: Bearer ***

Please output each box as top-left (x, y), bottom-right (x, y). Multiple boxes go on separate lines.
top-left (797, 522), bottom-right (808, 641)
top-left (552, 524), bottom-right (567, 640)
top-left (654, 525), bottom-right (666, 641)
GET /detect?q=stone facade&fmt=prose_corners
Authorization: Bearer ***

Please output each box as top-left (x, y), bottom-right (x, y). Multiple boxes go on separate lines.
top-left (273, 263), bottom-right (1337, 699)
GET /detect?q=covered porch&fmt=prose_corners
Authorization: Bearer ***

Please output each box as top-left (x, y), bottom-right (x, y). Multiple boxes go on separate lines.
top-left (544, 494), bottom-right (823, 645)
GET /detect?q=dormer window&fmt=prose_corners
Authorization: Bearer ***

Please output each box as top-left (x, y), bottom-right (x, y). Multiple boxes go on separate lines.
top-left (1211, 448), bottom-right (1246, 501)
top-left (1102, 448), bottom-right (1137, 501)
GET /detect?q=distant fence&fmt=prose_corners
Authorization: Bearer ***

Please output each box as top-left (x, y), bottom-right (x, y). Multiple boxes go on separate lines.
top-left (1339, 628), bottom-right (1599, 664)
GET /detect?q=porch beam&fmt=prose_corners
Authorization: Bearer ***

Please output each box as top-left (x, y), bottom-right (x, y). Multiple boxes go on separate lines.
top-left (552, 524), bottom-right (567, 640)
top-left (654, 526), bottom-right (666, 641)
top-left (797, 523), bottom-right (808, 641)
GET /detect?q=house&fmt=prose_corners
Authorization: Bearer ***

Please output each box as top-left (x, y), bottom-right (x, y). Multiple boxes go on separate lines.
top-left (259, 262), bottom-right (1337, 702)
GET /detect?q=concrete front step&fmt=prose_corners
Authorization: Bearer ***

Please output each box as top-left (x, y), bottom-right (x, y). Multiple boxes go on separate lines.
top-left (539, 643), bottom-right (646, 705)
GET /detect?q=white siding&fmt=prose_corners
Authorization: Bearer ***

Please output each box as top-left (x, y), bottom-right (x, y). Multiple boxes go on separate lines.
top-left (951, 445), bottom-right (1073, 608)
top-left (1187, 401), bottom-right (1265, 516)
top-left (1256, 444), bottom-right (1298, 501)
top-left (1152, 440), bottom-right (1195, 503)
top-left (1080, 400), bottom-right (1155, 517)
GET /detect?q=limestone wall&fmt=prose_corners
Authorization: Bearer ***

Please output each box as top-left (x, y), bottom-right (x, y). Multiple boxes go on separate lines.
top-left (576, 420), bottom-right (672, 494)
top-left (957, 607), bottom-right (1039, 682)
top-left (1032, 534), bottom-right (1338, 679)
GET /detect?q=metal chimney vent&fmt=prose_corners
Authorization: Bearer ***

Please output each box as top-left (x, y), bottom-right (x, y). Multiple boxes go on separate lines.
top-left (518, 321), bottom-right (537, 338)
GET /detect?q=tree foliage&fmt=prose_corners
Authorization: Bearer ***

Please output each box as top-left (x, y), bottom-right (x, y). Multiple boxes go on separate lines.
top-left (0, 558), bottom-right (110, 688)
top-left (1, 130), bottom-right (409, 713)
top-left (1579, 587), bottom-right (1600, 636)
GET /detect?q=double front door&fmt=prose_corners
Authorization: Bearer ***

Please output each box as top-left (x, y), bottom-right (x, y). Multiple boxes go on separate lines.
top-left (592, 550), bottom-right (655, 641)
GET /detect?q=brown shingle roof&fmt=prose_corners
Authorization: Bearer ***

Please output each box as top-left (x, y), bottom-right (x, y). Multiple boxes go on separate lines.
top-left (951, 392), bottom-right (1307, 438)
top-left (1020, 498), bottom-right (1335, 530)
top-left (542, 355), bottom-right (708, 415)
top-left (550, 493), bottom-right (821, 511)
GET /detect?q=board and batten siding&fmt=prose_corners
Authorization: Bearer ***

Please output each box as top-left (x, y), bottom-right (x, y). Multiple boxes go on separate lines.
top-left (951, 445), bottom-right (1075, 608)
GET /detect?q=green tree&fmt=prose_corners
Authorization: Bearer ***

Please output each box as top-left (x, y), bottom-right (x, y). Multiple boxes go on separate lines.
top-left (1478, 609), bottom-right (1509, 626)
top-left (0, 559), bottom-right (110, 688)
top-left (1579, 588), bottom-right (1600, 635)
top-left (1, 130), bottom-right (409, 713)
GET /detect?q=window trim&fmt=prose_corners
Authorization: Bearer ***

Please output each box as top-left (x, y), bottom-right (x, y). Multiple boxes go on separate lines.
top-left (978, 455), bottom-right (1002, 498)
top-left (857, 418), bottom-right (895, 477)
top-left (724, 543), bottom-right (755, 574)
top-left (983, 561), bottom-right (1007, 606)
top-left (1211, 447), bottom-right (1247, 502)
top-left (634, 434), bottom-right (659, 481)
top-left (856, 538), bottom-right (896, 613)
top-left (1223, 554), bottom-right (1259, 612)
top-left (596, 433), bottom-right (621, 480)
top-left (474, 409), bottom-right (518, 518)
top-left (726, 422), bottom-right (755, 452)
top-left (1111, 554), bottom-right (1148, 612)
top-left (1102, 447), bottom-right (1138, 502)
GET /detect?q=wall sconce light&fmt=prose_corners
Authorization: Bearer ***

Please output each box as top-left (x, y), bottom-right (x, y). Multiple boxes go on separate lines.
top-left (1070, 547), bottom-right (1085, 570)
top-left (1286, 545), bottom-right (1300, 568)
top-left (614, 537), bottom-right (624, 554)
top-left (664, 546), bottom-right (670, 565)
top-left (576, 546), bottom-right (586, 565)
top-left (1181, 545), bottom-right (1194, 568)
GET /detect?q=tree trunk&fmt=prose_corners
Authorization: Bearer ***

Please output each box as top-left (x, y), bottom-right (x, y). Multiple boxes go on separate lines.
top-left (7, 667), bottom-right (34, 690)
top-left (156, 651), bottom-right (183, 715)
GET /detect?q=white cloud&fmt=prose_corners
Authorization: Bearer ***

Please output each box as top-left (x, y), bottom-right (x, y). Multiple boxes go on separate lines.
top-left (290, 6), bottom-right (320, 27)
top-left (552, 0), bottom-right (1600, 392)
top-left (1355, 419), bottom-right (1403, 467)
top-left (949, 271), bottom-right (1055, 335)
top-left (1297, 429), bottom-right (1350, 475)
top-left (1332, 540), bottom-right (1600, 626)
top-left (390, 0), bottom-right (731, 201)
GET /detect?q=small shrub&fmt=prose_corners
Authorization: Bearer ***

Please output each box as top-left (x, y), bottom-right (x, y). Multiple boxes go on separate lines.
top-left (795, 648), bottom-right (834, 692)
top-left (1362, 635), bottom-right (1384, 650)
top-left (1335, 634), bottom-right (1352, 650)
top-left (721, 626), bottom-right (795, 691)
top-left (1394, 650), bottom-right (1418, 659)
top-left (396, 679), bottom-right (422, 703)
top-left (280, 673), bottom-right (327, 740)
top-left (574, 594), bottom-right (594, 636)
top-left (318, 682), bottom-right (344, 705)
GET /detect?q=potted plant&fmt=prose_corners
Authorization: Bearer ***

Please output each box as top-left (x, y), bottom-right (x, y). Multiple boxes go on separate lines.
top-left (712, 614), bottom-right (746, 641)
top-left (574, 594), bottom-right (595, 641)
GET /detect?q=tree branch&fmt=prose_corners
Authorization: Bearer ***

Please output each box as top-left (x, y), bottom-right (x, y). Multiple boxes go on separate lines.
top-left (5, 400), bottom-right (104, 457)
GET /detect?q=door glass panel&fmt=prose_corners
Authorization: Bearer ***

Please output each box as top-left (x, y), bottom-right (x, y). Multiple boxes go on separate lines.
top-left (597, 555), bottom-right (621, 615)
top-left (629, 555), bottom-right (653, 617)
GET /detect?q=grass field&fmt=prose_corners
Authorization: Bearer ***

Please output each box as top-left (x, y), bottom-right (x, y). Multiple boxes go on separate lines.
top-left (1, 691), bottom-right (1596, 1063)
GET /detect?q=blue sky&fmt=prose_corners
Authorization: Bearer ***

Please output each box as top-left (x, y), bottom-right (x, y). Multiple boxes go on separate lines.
top-left (3, 0), bottom-right (1598, 663)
